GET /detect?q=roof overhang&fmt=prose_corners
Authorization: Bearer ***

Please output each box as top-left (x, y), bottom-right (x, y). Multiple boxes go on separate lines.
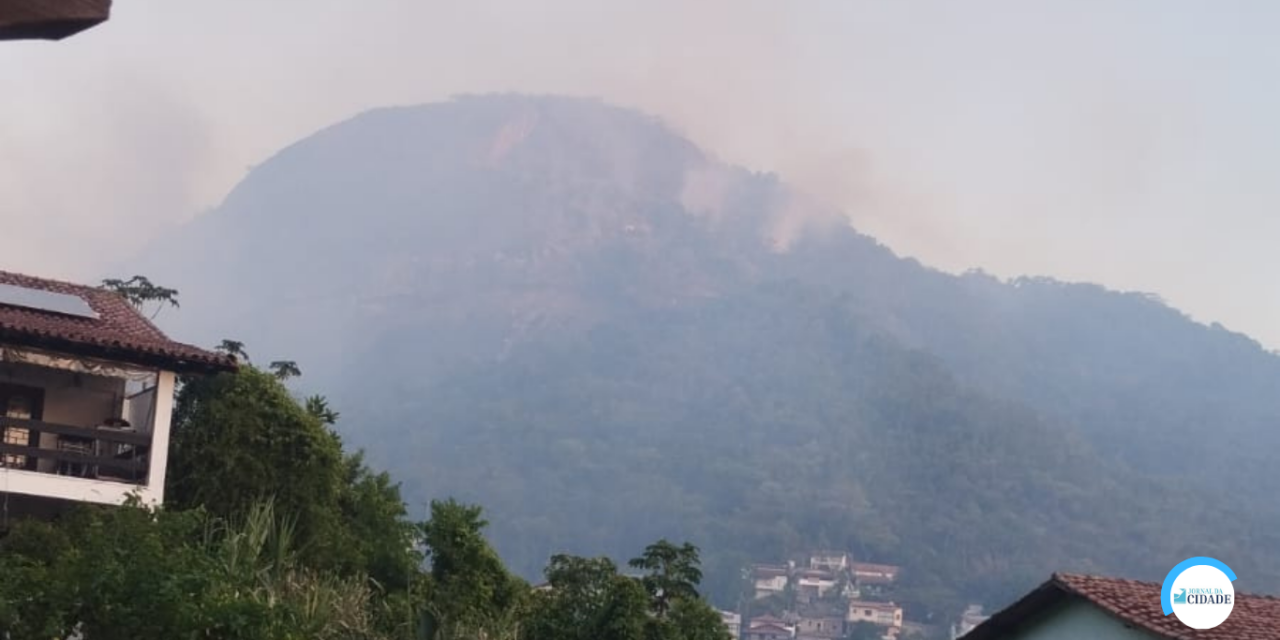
top-left (0, 329), bottom-right (237, 375)
top-left (0, 0), bottom-right (112, 41)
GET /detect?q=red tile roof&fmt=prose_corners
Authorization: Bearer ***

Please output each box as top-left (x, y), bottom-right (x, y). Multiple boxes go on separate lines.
top-left (0, 270), bottom-right (234, 373)
top-left (965, 573), bottom-right (1280, 640)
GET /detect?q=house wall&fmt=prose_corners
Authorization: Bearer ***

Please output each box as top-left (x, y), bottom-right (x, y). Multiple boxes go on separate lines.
top-left (847, 605), bottom-right (902, 628)
top-left (810, 555), bottom-right (849, 571)
top-left (755, 575), bottom-right (789, 598)
top-left (999, 601), bottom-right (1163, 640)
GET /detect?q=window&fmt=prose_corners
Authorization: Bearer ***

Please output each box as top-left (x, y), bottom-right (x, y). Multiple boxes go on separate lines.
top-left (0, 384), bottom-right (43, 470)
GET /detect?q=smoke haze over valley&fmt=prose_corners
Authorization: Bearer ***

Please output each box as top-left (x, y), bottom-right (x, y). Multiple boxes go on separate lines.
top-left (5, 0), bottom-right (1280, 348)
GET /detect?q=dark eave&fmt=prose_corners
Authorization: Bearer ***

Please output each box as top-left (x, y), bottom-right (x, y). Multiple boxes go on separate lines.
top-left (0, 329), bottom-right (238, 376)
top-left (0, 0), bottom-right (112, 41)
top-left (959, 579), bottom-right (1073, 640)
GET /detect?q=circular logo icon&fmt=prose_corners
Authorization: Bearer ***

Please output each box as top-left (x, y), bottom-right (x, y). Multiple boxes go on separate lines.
top-left (1162, 557), bottom-right (1236, 630)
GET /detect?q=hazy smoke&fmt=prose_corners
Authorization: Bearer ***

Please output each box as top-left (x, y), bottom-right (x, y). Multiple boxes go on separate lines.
top-left (3, 0), bottom-right (1279, 346)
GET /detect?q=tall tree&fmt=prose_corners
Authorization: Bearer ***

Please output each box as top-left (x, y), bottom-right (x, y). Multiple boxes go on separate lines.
top-left (422, 500), bottom-right (525, 640)
top-left (269, 360), bottom-right (303, 380)
top-left (307, 395), bottom-right (342, 425)
top-left (524, 555), bottom-right (649, 640)
top-left (215, 339), bottom-right (250, 362)
top-left (628, 540), bottom-right (704, 618)
top-left (167, 365), bottom-right (346, 570)
top-left (100, 275), bottom-right (179, 319)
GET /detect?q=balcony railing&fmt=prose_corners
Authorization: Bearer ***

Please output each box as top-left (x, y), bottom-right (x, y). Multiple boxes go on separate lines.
top-left (0, 416), bottom-right (151, 484)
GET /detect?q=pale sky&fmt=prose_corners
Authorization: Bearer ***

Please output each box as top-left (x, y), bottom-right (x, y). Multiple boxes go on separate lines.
top-left (3, 1), bottom-right (1279, 348)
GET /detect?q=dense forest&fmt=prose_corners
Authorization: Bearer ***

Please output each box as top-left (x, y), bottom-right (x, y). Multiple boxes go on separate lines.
top-left (130, 94), bottom-right (1280, 617)
top-left (0, 351), bottom-right (731, 640)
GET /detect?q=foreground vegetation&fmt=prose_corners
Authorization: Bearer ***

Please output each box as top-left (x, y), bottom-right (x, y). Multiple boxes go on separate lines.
top-left (0, 363), bottom-right (730, 640)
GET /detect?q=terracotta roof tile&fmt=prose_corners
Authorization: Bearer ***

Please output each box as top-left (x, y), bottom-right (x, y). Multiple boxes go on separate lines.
top-left (0, 270), bottom-right (234, 373)
top-left (967, 573), bottom-right (1280, 640)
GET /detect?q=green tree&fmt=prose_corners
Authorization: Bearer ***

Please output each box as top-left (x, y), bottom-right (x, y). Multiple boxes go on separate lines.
top-left (215, 338), bottom-right (251, 362)
top-left (0, 503), bottom-right (278, 639)
top-left (422, 500), bottom-right (525, 640)
top-left (666, 598), bottom-right (732, 640)
top-left (338, 450), bottom-right (424, 589)
top-left (167, 366), bottom-right (347, 569)
top-left (307, 394), bottom-right (342, 425)
top-left (100, 275), bottom-right (180, 319)
top-left (270, 360), bottom-right (303, 380)
top-left (524, 555), bottom-right (649, 640)
top-left (628, 540), bottom-right (703, 618)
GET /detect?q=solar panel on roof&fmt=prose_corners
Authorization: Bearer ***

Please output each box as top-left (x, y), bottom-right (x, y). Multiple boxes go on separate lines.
top-left (0, 283), bottom-right (98, 319)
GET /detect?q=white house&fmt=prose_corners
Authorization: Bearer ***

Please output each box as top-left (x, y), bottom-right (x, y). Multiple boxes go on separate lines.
top-left (846, 600), bottom-right (903, 630)
top-left (795, 614), bottom-right (844, 640)
top-left (808, 551), bottom-right (851, 573)
top-left (796, 569), bottom-right (839, 600)
top-left (852, 562), bottom-right (901, 586)
top-left (950, 604), bottom-right (989, 639)
top-left (754, 564), bottom-right (791, 599)
top-left (0, 271), bottom-right (234, 516)
top-left (962, 573), bottom-right (1280, 640)
top-left (720, 610), bottom-right (742, 639)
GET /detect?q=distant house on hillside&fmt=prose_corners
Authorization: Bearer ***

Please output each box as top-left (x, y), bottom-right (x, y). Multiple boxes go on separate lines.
top-left (949, 604), bottom-right (989, 639)
top-left (745, 623), bottom-right (793, 640)
top-left (795, 569), bottom-right (839, 602)
top-left (852, 562), bottom-right (901, 586)
top-left (795, 614), bottom-right (844, 640)
top-left (809, 550), bottom-right (851, 573)
top-left (754, 564), bottom-right (792, 599)
top-left (846, 600), bottom-right (903, 632)
top-left (0, 271), bottom-right (234, 517)
top-left (746, 616), bottom-right (794, 640)
top-left (963, 573), bottom-right (1280, 640)
top-left (721, 610), bottom-right (742, 639)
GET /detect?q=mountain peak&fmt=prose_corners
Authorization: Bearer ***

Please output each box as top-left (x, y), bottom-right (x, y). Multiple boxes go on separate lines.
top-left (133, 95), bottom-right (1280, 613)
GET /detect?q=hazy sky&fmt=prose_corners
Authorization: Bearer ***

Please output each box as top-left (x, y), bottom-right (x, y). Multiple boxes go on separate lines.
top-left (3, 1), bottom-right (1279, 347)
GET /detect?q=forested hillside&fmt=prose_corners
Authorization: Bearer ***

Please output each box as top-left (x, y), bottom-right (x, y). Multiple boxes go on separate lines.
top-left (131, 94), bottom-right (1280, 616)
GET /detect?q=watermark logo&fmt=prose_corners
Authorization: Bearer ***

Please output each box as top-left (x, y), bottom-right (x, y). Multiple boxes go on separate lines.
top-left (1161, 557), bottom-right (1236, 629)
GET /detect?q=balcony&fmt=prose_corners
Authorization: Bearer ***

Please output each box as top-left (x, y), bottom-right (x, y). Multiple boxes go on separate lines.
top-left (0, 355), bottom-right (175, 509)
top-left (0, 415), bottom-right (150, 483)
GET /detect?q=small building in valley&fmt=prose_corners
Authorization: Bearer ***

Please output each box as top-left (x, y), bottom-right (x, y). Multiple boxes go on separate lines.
top-left (746, 616), bottom-right (794, 640)
top-left (962, 573), bottom-right (1280, 640)
top-left (852, 562), bottom-right (901, 586)
top-left (809, 550), bottom-right (851, 573)
top-left (795, 614), bottom-right (845, 640)
top-left (846, 600), bottom-right (904, 631)
top-left (721, 610), bottom-right (742, 639)
top-left (795, 569), bottom-right (839, 601)
top-left (754, 564), bottom-right (792, 600)
top-left (950, 604), bottom-right (989, 639)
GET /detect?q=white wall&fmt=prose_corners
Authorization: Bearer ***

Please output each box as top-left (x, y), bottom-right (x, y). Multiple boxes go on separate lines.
top-left (1005, 601), bottom-right (1164, 640)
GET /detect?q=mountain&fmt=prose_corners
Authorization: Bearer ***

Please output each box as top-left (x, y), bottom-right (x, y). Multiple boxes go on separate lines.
top-left (134, 94), bottom-right (1280, 616)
